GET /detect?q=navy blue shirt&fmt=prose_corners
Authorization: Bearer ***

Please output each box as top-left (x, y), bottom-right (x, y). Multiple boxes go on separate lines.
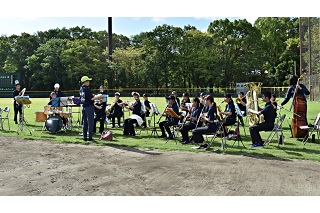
top-left (132, 100), bottom-right (142, 117)
top-left (225, 101), bottom-right (236, 123)
top-left (113, 99), bottom-right (123, 113)
top-left (166, 102), bottom-right (180, 125)
top-left (261, 102), bottom-right (276, 124)
top-left (144, 100), bottom-right (151, 116)
top-left (190, 106), bottom-right (202, 127)
top-left (206, 105), bottom-right (218, 132)
top-left (80, 85), bottom-right (94, 107)
top-left (95, 102), bottom-right (107, 117)
top-left (281, 84), bottom-right (310, 106)
top-left (54, 90), bottom-right (64, 98)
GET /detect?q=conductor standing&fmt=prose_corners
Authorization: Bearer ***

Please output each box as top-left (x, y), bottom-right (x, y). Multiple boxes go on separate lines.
top-left (80, 76), bottom-right (101, 142)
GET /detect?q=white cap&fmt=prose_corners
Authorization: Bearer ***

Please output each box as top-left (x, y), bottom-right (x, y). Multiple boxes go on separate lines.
top-left (54, 83), bottom-right (60, 88)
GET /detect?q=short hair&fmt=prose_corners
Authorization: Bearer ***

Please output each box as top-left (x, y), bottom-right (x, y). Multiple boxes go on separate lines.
top-left (238, 92), bottom-right (244, 96)
top-left (263, 91), bottom-right (272, 100)
top-left (200, 92), bottom-right (206, 97)
top-left (143, 93), bottom-right (148, 97)
top-left (289, 75), bottom-right (298, 86)
top-left (272, 94), bottom-right (276, 99)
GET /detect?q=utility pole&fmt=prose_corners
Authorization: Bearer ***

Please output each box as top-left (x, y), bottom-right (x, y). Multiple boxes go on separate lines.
top-left (108, 17), bottom-right (112, 61)
top-left (308, 17), bottom-right (312, 101)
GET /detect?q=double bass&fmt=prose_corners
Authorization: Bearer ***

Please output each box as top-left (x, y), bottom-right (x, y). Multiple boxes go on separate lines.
top-left (290, 72), bottom-right (308, 138)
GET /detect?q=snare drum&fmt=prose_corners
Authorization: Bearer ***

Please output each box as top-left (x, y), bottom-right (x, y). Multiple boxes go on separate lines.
top-left (35, 111), bottom-right (47, 122)
top-left (51, 106), bottom-right (63, 114)
top-left (60, 112), bottom-right (71, 118)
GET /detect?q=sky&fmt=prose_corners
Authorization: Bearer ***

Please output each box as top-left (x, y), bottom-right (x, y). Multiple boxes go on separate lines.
top-left (0, 0), bottom-right (316, 38)
top-left (0, 17), bottom-right (258, 38)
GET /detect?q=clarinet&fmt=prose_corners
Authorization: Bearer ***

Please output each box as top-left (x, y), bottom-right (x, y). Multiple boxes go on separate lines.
top-left (195, 106), bottom-right (205, 128)
top-left (156, 105), bottom-right (168, 124)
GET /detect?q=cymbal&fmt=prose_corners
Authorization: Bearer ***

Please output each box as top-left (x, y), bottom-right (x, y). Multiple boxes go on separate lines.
top-left (17, 99), bottom-right (32, 105)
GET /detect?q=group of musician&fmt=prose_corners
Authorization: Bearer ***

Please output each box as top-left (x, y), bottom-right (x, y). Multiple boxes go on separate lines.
top-left (11, 73), bottom-right (310, 147)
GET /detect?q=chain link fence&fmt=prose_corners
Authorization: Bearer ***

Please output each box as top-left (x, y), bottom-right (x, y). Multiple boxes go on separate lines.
top-left (300, 17), bottom-right (320, 101)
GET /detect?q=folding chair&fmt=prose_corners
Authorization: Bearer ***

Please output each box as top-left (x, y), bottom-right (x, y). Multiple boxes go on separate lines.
top-left (300, 113), bottom-right (320, 145)
top-left (0, 107), bottom-right (10, 131)
top-left (264, 114), bottom-right (286, 147)
top-left (165, 123), bottom-right (183, 144)
top-left (229, 121), bottom-right (246, 148)
top-left (204, 121), bottom-right (226, 150)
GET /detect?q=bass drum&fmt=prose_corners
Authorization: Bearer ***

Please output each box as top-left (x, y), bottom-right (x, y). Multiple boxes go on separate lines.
top-left (45, 115), bottom-right (63, 133)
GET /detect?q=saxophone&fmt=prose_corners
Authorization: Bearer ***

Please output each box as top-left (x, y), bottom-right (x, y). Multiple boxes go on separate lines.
top-left (245, 82), bottom-right (262, 126)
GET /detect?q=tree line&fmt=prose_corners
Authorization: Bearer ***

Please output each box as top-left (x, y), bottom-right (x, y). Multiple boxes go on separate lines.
top-left (0, 17), bottom-right (317, 92)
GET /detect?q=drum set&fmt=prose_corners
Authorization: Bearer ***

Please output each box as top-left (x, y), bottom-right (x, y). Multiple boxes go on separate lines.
top-left (39, 105), bottom-right (72, 133)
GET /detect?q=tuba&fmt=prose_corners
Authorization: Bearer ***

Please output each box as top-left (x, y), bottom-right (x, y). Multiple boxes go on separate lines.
top-left (245, 82), bottom-right (262, 126)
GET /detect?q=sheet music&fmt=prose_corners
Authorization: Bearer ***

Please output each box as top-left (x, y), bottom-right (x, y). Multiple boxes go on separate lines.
top-left (150, 103), bottom-right (160, 115)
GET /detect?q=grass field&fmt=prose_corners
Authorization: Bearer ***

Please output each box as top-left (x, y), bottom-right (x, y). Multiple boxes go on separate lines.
top-left (1, 96), bottom-right (320, 162)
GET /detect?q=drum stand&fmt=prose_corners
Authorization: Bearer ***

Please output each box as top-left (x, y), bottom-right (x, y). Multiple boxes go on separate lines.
top-left (17, 104), bottom-right (32, 135)
top-left (149, 112), bottom-right (159, 138)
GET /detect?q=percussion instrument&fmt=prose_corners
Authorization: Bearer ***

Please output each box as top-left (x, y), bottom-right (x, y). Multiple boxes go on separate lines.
top-left (45, 115), bottom-right (63, 133)
top-left (15, 96), bottom-right (31, 105)
top-left (44, 105), bottom-right (51, 111)
top-left (59, 112), bottom-right (71, 118)
top-left (35, 111), bottom-right (47, 122)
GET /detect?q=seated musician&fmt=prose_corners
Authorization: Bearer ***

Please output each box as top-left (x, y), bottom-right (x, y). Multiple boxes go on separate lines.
top-left (93, 95), bottom-right (107, 135)
top-left (48, 92), bottom-right (56, 105)
top-left (219, 93), bottom-right (237, 135)
top-left (123, 92), bottom-right (143, 136)
top-left (158, 95), bottom-right (180, 139)
top-left (107, 92), bottom-right (124, 128)
top-left (172, 91), bottom-right (180, 108)
top-left (236, 92), bottom-right (247, 116)
top-left (47, 92), bottom-right (67, 126)
top-left (248, 91), bottom-right (276, 148)
top-left (180, 92), bottom-right (191, 122)
top-left (192, 95), bottom-right (219, 150)
top-left (179, 97), bottom-right (203, 144)
top-left (142, 93), bottom-right (151, 127)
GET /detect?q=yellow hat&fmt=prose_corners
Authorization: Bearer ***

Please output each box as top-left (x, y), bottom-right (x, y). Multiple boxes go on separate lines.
top-left (81, 76), bottom-right (92, 83)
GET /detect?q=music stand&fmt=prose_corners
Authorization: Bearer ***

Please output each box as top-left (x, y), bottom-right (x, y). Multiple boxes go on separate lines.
top-left (15, 96), bottom-right (32, 135)
top-left (149, 103), bottom-right (160, 138)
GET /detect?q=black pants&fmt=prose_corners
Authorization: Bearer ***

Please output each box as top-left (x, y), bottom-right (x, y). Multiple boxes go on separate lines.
top-left (123, 118), bottom-right (138, 136)
top-left (180, 123), bottom-right (196, 142)
top-left (94, 115), bottom-right (106, 133)
top-left (223, 119), bottom-right (236, 135)
top-left (108, 111), bottom-right (123, 127)
top-left (249, 122), bottom-right (274, 144)
top-left (159, 120), bottom-right (175, 137)
top-left (13, 103), bottom-right (22, 123)
top-left (192, 125), bottom-right (218, 143)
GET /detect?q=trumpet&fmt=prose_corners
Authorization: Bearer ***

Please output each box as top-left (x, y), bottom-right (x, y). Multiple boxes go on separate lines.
top-left (236, 97), bottom-right (245, 104)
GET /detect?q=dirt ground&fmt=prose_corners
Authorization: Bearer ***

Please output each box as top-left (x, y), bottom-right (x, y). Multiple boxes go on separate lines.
top-left (1, 136), bottom-right (320, 196)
